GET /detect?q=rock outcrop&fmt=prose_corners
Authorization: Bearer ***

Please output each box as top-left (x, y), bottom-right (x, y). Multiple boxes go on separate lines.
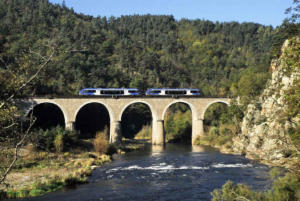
top-left (232, 38), bottom-right (300, 167)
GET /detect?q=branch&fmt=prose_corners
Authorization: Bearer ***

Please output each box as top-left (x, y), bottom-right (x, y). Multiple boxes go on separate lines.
top-left (6, 47), bottom-right (55, 102)
top-left (0, 116), bottom-right (36, 184)
top-left (3, 123), bottom-right (17, 130)
top-left (65, 49), bottom-right (89, 53)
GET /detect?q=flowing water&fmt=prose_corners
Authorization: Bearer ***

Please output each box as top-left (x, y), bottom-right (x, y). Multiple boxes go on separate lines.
top-left (19, 144), bottom-right (272, 201)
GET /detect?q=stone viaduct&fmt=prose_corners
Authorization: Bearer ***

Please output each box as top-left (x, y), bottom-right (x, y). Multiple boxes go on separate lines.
top-left (18, 97), bottom-right (230, 145)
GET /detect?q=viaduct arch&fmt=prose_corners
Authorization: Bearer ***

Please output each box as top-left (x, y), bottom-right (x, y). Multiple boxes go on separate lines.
top-left (19, 97), bottom-right (230, 145)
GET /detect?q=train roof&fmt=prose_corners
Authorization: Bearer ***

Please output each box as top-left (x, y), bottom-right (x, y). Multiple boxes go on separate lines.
top-left (80, 88), bottom-right (139, 90)
top-left (146, 88), bottom-right (200, 90)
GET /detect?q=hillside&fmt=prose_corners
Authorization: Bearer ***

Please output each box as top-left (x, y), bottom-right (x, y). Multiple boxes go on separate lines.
top-left (0, 0), bottom-right (275, 97)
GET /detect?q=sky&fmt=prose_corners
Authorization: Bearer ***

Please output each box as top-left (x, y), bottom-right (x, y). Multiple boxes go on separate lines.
top-left (49, 0), bottom-right (292, 27)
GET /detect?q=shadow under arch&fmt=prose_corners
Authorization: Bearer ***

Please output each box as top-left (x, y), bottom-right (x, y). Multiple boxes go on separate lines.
top-left (162, 102), bottom-right (193, 144)
top-left (29, 102), bottom-right (65, 130)
top-left (75, 102), bottom-right (110, 138)
top-left (120, 102), bottom-right (153, 140)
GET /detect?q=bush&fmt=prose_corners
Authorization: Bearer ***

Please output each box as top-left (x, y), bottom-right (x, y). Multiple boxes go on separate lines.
top-left (29, 126), bottom-right (78, 152)
top-left (211, 172), bottom-right (300, 201)
top-left (134, 125), bottom-right (152, 140)
top-left (106, 144), bottom-right (117, 155)
top-left (165, 108), bottom-right (192, 143)
top-left (199, 124), bottom-right (234, 147)
top-left (0, 189), bottom-right (7, 200)
top-left (54, 133), bottom-right (63, 153)
top-left (93, 128), bottom-right (109, 154)
top-left (211, 181), bottom-right (266, 201)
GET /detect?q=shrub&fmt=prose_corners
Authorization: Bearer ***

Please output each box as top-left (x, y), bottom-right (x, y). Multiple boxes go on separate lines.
top-left (201, 124), bottom-right (235, 147)
top-left (106, 144), bottom-right (117, 155)
top-left (165, 109), bottom-right (192, 143)
top-left (0, 189), bottom-right (7, 200)
top-left (134, 125), bottom-right (152, 140)
top-left (54, 133), bottom-right (63, 153)
top-left (211, 181), bottom-right (266, 201)
top-left (211, 172), bottom-right (300, 201)
top-left (29, 126), bottom-right (78, 152)
top-left (93, 128), bottom-right (109, 154)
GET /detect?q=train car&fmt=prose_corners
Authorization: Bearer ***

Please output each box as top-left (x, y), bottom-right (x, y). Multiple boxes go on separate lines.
top-left (145, 88), bottom-right (201, 96)
top-left (79, 88), bottom-right (140, 96)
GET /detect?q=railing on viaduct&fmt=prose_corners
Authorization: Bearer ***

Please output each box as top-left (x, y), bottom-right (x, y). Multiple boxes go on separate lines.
top-left (17, 97), bottom-right (230, 145)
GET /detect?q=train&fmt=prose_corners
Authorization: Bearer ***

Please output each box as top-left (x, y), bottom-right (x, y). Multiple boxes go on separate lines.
top-left (79, 88), bottom-right (140, 96)
top-left (145, 88), bottom-right (200, 96)
top-left (79, 88), bottom-right (201, 96)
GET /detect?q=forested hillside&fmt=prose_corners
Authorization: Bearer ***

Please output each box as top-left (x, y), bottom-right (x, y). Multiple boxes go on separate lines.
top-left (0, 0), bottom-right (277, 97)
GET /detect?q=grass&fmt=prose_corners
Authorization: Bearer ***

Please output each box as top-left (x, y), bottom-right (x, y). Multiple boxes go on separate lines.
top-left (0, 125), bottom-right (150, 200)
top-left (134, 125), bottom-right (152, 140)
top-left (118, 138), bottom-right (150, 152)
top-left (0, 151), bottom-right (111, 199)
top-left (0, 134), bottom-right (148, 200)
top-left (194, 124), bottom-right (236, 152)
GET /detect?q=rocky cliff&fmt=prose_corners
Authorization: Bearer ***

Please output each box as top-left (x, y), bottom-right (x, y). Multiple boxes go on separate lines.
top-left (232, 38), bottom-right (300, 168)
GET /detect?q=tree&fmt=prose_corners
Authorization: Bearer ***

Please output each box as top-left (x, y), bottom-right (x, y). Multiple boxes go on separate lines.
top-left (0, 46), bottom-right (55, 185)
top-left (285, 0), bottom-right (300, 23)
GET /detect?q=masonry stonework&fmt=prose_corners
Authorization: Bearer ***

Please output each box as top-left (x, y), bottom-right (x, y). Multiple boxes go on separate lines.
top-left (19, 97), bottom-right (230, 145)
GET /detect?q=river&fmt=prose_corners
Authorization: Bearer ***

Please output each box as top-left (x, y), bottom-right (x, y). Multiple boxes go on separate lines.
top-left (19, 144), bottom-right (272, 201)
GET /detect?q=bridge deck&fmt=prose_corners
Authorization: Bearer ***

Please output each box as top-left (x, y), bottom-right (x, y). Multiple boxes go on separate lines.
top-left (23, 96), bottom-right (230, 99)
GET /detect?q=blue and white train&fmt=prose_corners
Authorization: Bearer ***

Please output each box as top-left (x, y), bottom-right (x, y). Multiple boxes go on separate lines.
top-left (145, 88), bottom-right (201, 96)
top-left (79, 88), bottom-right (140, 96)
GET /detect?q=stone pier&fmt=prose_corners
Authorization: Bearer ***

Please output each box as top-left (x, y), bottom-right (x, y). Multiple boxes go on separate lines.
top-left (19, 97), bottom-right (230, 144)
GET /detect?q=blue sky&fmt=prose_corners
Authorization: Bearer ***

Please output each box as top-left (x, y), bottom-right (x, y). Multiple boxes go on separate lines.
top-left (49, 0), bottom-right (292, 27)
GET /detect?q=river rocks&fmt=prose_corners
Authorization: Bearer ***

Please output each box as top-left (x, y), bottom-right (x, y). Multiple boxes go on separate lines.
top-left (232, 38), bottom-right (300, 167)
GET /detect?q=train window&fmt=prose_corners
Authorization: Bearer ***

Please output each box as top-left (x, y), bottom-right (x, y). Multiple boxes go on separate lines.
top-left (150, 90), bottom-right (161, 94)
top-left (86, 90), bottom-right (96, 93)
top-left (165, 90), bottom-right (186, 95)
top-left (128, 90), bottom-right (137, 93)
top-left (101, 90), bottom-right (124, 95)
top-left (191, 90), bottom-right (199, 93)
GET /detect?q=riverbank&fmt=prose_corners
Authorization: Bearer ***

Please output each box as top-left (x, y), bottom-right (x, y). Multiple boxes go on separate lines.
top-left (0, 139), bottom-right (149, 200)
top-left (195, 134), bottom-right (300, 172)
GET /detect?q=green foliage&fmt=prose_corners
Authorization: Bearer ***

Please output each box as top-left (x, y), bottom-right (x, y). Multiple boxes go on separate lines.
top-left (0, 0), bottom-right (276, 97)
top-left (54, 133), bottom-right (63, 153)
top-left (211, 172), bottom-right (300, 201)
top-left (198, 124), bottom-right (235, 148)
top-left (165, 104), bottom-right (192, 143)
top-left (211, 181), bottom-right (265, 201)
top-left (5, 178), bottom-right (64, 199)
top-left (0, 189), bottom-right (6, 200)
top-left (268, 173), bottom-right (300, 201)
top-left (30, 126), bottom-right (78, 152)
top-left (282, 38), bottom-right (300, 149)
top-left (269, 167), bottom-right (285, 180)
top-left (236, 71), bottom-right (270, 105)
top-left (225, 101), bottom-right (245, 125)
top-left (289, 125), bottom-right (300, 150)
top-left (204, 103), bottom-right (229, 127)
top-left (134, 125), bottom-right (152, 140)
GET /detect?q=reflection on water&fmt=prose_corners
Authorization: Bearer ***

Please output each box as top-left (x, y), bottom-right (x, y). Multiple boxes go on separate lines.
top-left (192, 145), bottom-right (211, 152)
top-left (151, 145), bottom-right (164, 153)
top-left (17, 144), bottom-right (272, 201)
